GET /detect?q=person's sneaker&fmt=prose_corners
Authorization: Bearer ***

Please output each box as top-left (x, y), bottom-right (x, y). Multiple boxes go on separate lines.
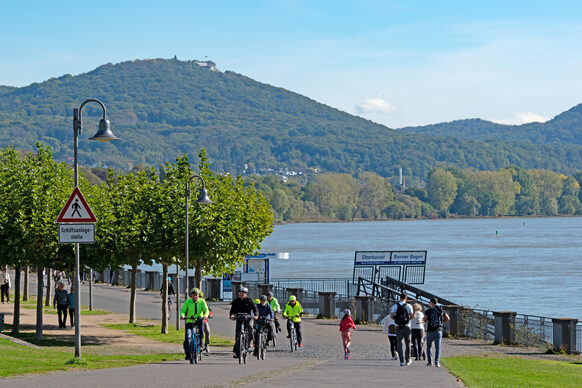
top-left (426, 362), bottom-right (433, 366)
top-left (406, 359), bottom-right (413, 366)
top-left (6, 301), bottom-right (9, 304)
top-left (204, 345), bottom-right (210, 353)
top-left (298, 343), bottom-right (302, 348)
top-left (233, 354), bottom-right (238, 359)
top-left (400, 361), bottom-right (405, 366)
top-left (435, 362), bottom-right (441, 367)
top-left (185, 354), bottom-right (190, 360)
top-left (392, 356), bottom-right (397, 360)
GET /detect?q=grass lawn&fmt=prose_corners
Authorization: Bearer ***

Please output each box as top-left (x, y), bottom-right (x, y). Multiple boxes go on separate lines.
top-left (0, 337), bottom-right (182, 377)
top-left (102, 323), bottom-right (234, 346)
top-left (444, 355), bottom-right (582, 388)
top-left (18, 296), bottom-right (109, 315)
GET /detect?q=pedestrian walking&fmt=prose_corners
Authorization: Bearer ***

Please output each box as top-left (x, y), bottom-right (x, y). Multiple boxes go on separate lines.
top-left (53, 283), bottom-right (69, 328)
top-left (423, 297), bottom-right (450, 367)
top-left (390, 292), bottom-right (415, 366)
top-left (0, 268), bottom-right (11, 304)
top-left (68, 286), bottom-right (76, 328)
top-left (339, 309), bottom-right (356, 359)
top-left (411, 303), bottom-right (426, 361)
top-left (382, 314), bottom-right (398, 360)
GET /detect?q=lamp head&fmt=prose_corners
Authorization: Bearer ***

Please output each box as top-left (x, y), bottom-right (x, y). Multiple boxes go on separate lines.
top-left (89, 118), bottom-right (120, 141)
top-left (195, 188), bottom-right (212, 204)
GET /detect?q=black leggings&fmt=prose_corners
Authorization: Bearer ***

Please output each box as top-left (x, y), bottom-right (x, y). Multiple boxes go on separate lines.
top-left (57, 304), bottom-right (68, 327)
top-left (411, 328), bottom-right (423, 359)
top-left (388, 335), bottom-right (397, 357)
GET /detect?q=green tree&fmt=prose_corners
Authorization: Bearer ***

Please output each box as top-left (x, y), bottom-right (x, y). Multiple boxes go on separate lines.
top-left (426, 168), bottom-right (458, 215)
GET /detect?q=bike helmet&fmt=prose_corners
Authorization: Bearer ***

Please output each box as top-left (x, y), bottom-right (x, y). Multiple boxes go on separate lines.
top-left (288, 295), bottom-right (297, 302)
top-left (259, 295), bottom-right (267, 301)
top-left (343, 309), bottom-right (351, 317)
top-left (254, 298), bottom-right (260, 304)
top-left (199, 291), bottom-right (204, 298)
top-left (239, 287), bottom-right (249, 293)
top-left (167, 277), bottom-right (171, 281)
top-left (266, 291), bottom-right (273, 297)
top-left (190, 287), bottom-right (200, 295)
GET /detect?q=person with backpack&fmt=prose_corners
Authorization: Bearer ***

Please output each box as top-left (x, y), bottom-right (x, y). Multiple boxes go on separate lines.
top-left (423, 297), bottom-right (450, 367)
top-left (390, 292), bottom-right (415, 366)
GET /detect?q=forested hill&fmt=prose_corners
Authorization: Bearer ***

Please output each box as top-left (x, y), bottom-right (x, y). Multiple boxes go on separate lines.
top-left (1, 58), bottom-right (582, 181)
top-left (399, 104), bottom-right (582, 146)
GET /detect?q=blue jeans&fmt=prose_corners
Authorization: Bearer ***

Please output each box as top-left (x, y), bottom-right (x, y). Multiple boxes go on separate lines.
top-left (426, 330), bottom-right (443, 364)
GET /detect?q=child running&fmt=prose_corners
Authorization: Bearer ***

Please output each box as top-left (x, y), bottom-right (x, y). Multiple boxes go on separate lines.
top-left (339, 309), bottom-right (357, 359)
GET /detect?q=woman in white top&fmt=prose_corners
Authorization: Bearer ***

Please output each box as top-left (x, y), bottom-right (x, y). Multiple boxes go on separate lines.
top-left (382, 313), bottom-right (398, 360)
top-left (410, 303), bottom-right (425, 360)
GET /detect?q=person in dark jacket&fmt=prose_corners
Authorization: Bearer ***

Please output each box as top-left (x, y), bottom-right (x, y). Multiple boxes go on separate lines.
top-left (253, 295), bottom-right (275, 356)
top-left (53, 283), bottom-right (69, 328)
top-left (229, 287), bottom-right (258, 358)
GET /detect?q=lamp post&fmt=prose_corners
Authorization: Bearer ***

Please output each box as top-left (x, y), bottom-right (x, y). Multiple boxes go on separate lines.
top-left (184, 174), bottom-right (212, 300)
top-left (73, 99), bottom-right (119, 357)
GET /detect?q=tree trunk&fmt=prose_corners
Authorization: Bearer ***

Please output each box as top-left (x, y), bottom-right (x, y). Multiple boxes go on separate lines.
top-left (11, 266), bottom-right (21, 334)
top-left (160, 263), bottom-right (168, 334)
top-left (195, 259), bottom-right (203, 290)
top-left (35, 268), bottom-right (43, 341)
top-left (44, 267), bottom-right (51, 307)
top-left (23, 265), bottom-right (29, 301)
top-left (129, 264), bottom-right (137, 324)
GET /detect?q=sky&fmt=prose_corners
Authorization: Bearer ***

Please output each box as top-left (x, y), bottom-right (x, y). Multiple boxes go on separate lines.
top-left (1, 0), bottom-right (582, 128)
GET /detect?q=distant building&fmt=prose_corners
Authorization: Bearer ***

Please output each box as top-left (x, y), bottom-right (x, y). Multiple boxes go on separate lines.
top-left (193, 60), bottom-right (218, 71)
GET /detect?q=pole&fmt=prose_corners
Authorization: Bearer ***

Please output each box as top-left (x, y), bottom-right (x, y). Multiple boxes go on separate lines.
top-left (185, 181), bottom-right (190, 301)
top-left (176, 265), bottom-right (180, 330)
top-left (89, 268), bottom-right (93, 310)
top-left (73, 108), bottom-right (81, 358)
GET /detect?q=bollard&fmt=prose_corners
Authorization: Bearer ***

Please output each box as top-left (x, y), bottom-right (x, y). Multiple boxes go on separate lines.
top-left (318, 292), bottom-right (336, 318)
top-left (493, 311), bottom-right (517, 345)
top-left (355, 295), bottom-right (374, 323)
top-left (443, 305), bottom-right (463, 337)
top-left (552, 318), bottom-right (578, 354)
top-left (205, 278), bottom-right (222, 300)
top-left (286, 288), bottom-right (304, 302)
top-left (257, 284), bottom-right (273, 297)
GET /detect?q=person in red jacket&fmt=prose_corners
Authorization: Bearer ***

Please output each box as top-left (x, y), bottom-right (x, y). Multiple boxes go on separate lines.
top-left (339, 309), bottom-right (357, 359)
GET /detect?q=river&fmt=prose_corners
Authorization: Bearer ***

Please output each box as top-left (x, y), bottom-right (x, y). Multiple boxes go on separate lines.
top-left (260, 216), bottom-right (582, 319)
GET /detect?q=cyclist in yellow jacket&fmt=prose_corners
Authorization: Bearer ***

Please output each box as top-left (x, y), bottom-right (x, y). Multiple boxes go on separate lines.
top-left (180, 288), bottom-right (209, 360)
top-left (283, 295), bottom-right (304, 347)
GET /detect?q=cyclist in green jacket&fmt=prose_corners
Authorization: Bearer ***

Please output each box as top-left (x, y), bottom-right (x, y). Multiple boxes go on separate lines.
top-left (180, 288), bottom-right (209, 360)
top-left (283, 295), bottom-right (304, 347)
top-left (267, 291), bottom-right (281, 333)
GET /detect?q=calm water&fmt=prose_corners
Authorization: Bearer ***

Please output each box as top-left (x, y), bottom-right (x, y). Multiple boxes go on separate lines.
top-left (260, 217), bottom-right (582, 319)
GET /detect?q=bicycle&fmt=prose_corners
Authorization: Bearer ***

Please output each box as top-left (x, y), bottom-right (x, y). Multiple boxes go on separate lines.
top-left (234, 313), bottom-right (252, 364)
top-left (255, 316), bottom-right (270, 360)
top-left (286, 317), bottom-right (299, 352)
top-left (180, 316), bottom-right (203, 364)
top-left (167, 294), bottom-right (172, 318)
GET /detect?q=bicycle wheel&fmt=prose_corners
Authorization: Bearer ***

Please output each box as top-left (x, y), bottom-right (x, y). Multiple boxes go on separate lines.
top-left (256, 332), bottom-right (261, 360)
top-left (238, 331), bottom-right (244, 364)
top-left (242, 333), bottom-right (247, 364)
top-left (261, 333), bottom-right (267, 360)
top-left (289, 329), bottom-right (295, 352)
top-left (189, 334), bottom-right (195, 365)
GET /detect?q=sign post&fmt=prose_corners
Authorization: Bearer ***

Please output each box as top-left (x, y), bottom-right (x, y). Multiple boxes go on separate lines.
top-left (353, 250), bottom-right (427, 284)
top-left (56, 186), bottom-right (97, 358)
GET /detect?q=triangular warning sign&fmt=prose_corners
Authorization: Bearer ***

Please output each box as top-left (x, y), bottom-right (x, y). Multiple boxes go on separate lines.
top-left (56, 187), bottom-right (97, 223)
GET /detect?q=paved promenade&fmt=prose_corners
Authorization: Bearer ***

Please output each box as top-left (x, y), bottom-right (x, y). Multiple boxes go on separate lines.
top-left (1, 280), bottom-right (576, 387)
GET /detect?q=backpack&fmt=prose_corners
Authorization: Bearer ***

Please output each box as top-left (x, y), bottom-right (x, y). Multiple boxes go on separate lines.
top-left (427, 305), bottom-right (444, 331)
top-left (394, 303), bottom-right (410, 326)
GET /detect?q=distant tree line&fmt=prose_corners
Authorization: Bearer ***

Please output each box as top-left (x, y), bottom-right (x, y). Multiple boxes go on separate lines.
top-left (247, 166), bottom-right (582, 222)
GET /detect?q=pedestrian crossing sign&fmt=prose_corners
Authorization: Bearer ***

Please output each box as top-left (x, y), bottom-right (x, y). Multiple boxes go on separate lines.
top-left (56, 187), bottom-right (97, 223)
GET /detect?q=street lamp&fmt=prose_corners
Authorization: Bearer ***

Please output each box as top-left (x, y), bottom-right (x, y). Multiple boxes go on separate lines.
top-left (73, 99), bottom-right (119, 357)
top-left (184, 174), bottom-right (212, 300)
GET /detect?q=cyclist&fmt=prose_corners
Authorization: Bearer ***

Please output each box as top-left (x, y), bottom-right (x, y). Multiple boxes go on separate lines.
top-left (160, 277), bottom-right (176, 302)
top-left (199, 291), bottom-right (213, 353)
top-left (229, 287), bottom-right (258, 358)
top-left (283, 295), bottom-right (304, 348)
top-left (180, 288), bottom-right (208, 360)
top-left (253, 295), bottom-right (274, 356)
top-left (266, 291), bottom-right (281, 333)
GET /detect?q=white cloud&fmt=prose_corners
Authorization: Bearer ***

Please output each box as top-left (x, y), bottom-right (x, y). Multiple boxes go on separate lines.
top-left (490, 112), bottom-right (550, 125)
top-left (355, 98), bottom-right (401, 115)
